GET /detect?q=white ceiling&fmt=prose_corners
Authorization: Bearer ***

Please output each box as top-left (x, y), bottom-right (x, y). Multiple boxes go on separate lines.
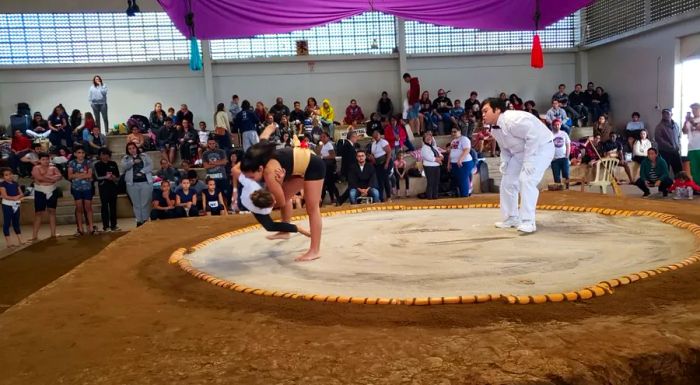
top-left (0, 0), bottom-right (162, 13)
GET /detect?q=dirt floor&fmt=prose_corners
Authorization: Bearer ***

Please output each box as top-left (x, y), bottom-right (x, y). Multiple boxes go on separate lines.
top-left (1, 192), bottom-right (700, 385)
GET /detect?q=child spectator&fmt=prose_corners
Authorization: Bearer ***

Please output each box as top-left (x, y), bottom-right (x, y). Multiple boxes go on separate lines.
top-left (202, 178), bottom-right (228, 216)
top-left (0, 167), bottom-right (24, 247)
top-left (156, 158), bottom-right (180, 186)
top-left (175, 178), bottom-right (199, 217)
top-left (449, 99), bottom-right (465, 127)
top-left (473, 125), bottom-right (496, 157)
top-left (31, 152), bottom-right (62, 240)
top-left (67, 146), bottom-right (95, 235)
top-left (669, 171), bottom-right (700, 200)
top-left (393, 151), bottom-right (409, 198)
top-left (150, 180), bottom-right (178, 220)
top-left (93, 148), bottom-right (120, 232)
top-left (366, 113), bottom-right (383, 136)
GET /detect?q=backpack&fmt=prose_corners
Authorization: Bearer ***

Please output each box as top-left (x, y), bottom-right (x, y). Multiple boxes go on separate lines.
top-left (127, 115), bottom-right (151, 133)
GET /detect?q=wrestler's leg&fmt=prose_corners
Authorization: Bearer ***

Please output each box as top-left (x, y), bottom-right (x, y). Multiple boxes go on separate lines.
top-left (295, 179), bottom-right (323, 262)
top-left (268, 177), bottom-right (305, 240)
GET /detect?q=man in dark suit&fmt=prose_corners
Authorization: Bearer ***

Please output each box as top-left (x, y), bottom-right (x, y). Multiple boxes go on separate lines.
top-left (335, 130), bottom-right (360, 205)
top-left (347, 150), bottom-right (380, 204)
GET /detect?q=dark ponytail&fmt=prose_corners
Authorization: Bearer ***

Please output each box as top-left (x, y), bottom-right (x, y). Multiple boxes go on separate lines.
top-left (241, 141), bottom-right (277, 172)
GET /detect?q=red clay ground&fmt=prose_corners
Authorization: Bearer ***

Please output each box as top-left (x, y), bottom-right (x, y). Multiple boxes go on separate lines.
top-left (1, 192), bottom-right (700, 385)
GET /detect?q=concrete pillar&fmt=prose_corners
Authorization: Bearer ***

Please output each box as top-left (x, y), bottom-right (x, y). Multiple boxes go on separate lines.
top-left (201, 40), bottom-right (216, 128)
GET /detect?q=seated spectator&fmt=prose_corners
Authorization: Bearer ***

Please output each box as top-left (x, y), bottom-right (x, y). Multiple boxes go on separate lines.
top-left (635, 148), bottom-right (672, 197)
top-left (87, 125), bottom-right (107, 157)
top-left (127, 125), bottom-right (146, 151)
top-left (669, 171), bottom-right (700, 200)
top-left (19, 143), bottom-right (42, 177)
top-left (178, 159), bottom-right (192, 182)
top-left (559, 97), bottom-right (579, 126)
top-left (347, 150), bottom-right (380, 204)
top-left (320, 99), bottom-right (336, 137)
top-left (568, 83), bottom-right (589, 126)
top-left (75, 112), bottom-right (96, 145)
top-left (196, 121), bottom-right (210, 162)
top-left (524, 100), bottom-right (539, 119)
top-left (509, 94), bottom-right (524, 110)
top-left (51, 147), bottom-right (71, 178)
top-left (167, 107), bottom-right (177, 123)
top-left (305, 97), bottom-right (320, 118)
top-left (268, 97), bottom-right (290, 123)
top-left (456, 111), bottom-right (477, 138)
top-left (175, 178), bottom-right (200, 217)
top-left (472, 125), bottom-right (496, 157)
top-left (432, 89), bottom-right (453, 134)
top-left (10, 129), bottom-right (32, 174)
top-left (418, 91), bottom-right (434, 134)
top-left (26, 112), bottom-right (51, 139)
top-left (376, 91), bottom-right (394, 121)
top-left (552, 83), bottom-right (568, 103)
top-left (545, 100), bottom-right (570, 134)
top-left (254, 101), bottom-right (268, 125)
top-left (277, 115), bottom-right (293, 139)
top-left (202, 178), bottom-right (228, 216)
top-left (150, 102), bottom-right (166, 133)
top-left (176, 169), bottom-right (207, 195)
top-left (261, 114), bottom-right (279, 144)
top-left (156, 158), bottom-right (180, 186)
top-left (176, 104), bottom-right (194, 126)
top-left (593, 114), bottom-right (613, 142)
top-left (582, 135), bottom-right (602, 165)
top-left (600, 133), bottom-right (634, 183)
top-left (344, 99), bottom-right (365, 125)
top-left (625, 112), bottom-right (645, 145)
top-left (47, 104), bottom-right (70, 147)
top-left (632, 129), bottom-right (652, 163)
top-left (158, 117), bottom-right (176, 163)
top-left (366, 113), bottom-right (383, 136)
top-left (384, 115), bottom-right (415, 157)
top-left (464, 91), bottom-right (481, 119)
top-left (202, 138), bottom-right (229, 199)
top-left (150, 180), bottom-right (179, 220)
top-left (449, 99), bottom-right (465, 127)
top-left (591, 86), bottom-right (610, 120)
top-left (69, 109), bottom-right (83, 143)
top-left (179, 120), bottom-right (199, 162)
top-left (289, 101), bottom-right (306, 126)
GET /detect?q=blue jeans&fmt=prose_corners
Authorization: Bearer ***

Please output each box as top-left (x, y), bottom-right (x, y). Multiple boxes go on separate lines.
top-left (349, 188), bottom-right (380, 204)
top-left (550, 157), bottom-right (570, 183)
top-left (450, 160), bottom-right (474, 197)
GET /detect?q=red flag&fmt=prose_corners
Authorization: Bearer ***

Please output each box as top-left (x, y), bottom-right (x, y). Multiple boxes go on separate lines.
top-left (531, 34), bottom-right (544, 69)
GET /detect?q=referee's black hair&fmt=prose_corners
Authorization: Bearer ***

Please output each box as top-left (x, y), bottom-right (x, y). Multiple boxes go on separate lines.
top-left (482, 97), bottom-right (507, 113)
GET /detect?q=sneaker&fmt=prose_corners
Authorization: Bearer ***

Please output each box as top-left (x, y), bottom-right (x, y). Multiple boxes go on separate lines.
top-left (689, 195), bottom-right (694, 200)
top-left (642, 192), bottom-right (651, 198)
top-left (103, 227), bottom-right (111, 232)
top-left (517, 221), bottom-right (537, 233)
top-left (495, 217), bottom-right (521, 229)
top-left (111, 226), bottom-right (121, 232)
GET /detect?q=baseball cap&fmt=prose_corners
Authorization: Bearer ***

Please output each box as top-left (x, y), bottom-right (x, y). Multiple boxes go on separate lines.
top-left (690, 103), bottom-right (700, 109)
top-left (662, 108), bottom-right (672, 114)
top-left (552, 118), bottom-right (561, 124)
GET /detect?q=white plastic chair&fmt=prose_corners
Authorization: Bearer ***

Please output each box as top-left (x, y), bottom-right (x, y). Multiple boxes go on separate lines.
top-left (589, 157), bottom-right (619, 194)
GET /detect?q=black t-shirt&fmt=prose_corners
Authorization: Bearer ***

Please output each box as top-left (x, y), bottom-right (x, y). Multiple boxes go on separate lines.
top-left (432, 96), bottom-right (453, 114)
top-left (131, 155), bottom-right (147, 183)
top-left (153, 190), bottom-right (176, 208)
top-left (94, 161), bottom-right (120, 189)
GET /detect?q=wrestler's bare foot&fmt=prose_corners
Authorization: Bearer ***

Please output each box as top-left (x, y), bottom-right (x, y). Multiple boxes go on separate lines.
top-left (294, 250), bottom-right (320, 262)
top-left (297, 227), bottom-right (311, 238)
top-left (266, 232), bottom-right (291, 240)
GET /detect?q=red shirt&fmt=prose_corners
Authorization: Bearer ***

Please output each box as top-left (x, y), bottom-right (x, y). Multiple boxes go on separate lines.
top-left (11, 134), bottom-right (31, 153)
top-left (407, 77), bottom-right (420, 105)
top-left (670, 179), bottom-right (700, 192)
top-left (383, 123), bottom-right (407, 149)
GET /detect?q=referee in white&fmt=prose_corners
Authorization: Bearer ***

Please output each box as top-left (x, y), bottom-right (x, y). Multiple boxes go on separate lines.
top-left (481, 97), bottom-right (554, 233)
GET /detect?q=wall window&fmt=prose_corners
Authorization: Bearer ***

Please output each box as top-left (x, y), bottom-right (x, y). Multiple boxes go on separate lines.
top-left (405, 13), bottom-right (580, 54)
top-left (0, 13), bottom-right (190, 65)
top-left (209, 12), bottom-right (396, 60)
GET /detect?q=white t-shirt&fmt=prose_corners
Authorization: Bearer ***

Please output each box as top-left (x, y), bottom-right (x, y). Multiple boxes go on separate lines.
top-left (626, 121), bottom-right (645, 132)
top-left (552, 131), bottom-right (571, 159)
top-left (320, 141), bottom-right (334, 158)
top-left (238, 174), bottom-right (271, 215)
top-left (448, 136), bottom-right (472, 163)
top-left (686, 117), bottom-right (700, 151)
top-left (197, 130), bottom-right (209, 144)
top-left (371, 139), bottom-right (389, 159)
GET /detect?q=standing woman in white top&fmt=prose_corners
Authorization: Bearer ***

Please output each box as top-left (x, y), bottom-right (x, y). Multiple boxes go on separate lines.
top-left (317, 131), bottom-right (340, 204)
top-left (370, 130), bottom-right (392, 202)
top-left (89, 75), bottom-right (108, 133)
top-left (481, 97), bottom-right (554, 233)
top-left (447, 126), bottom-right (473, 197)
top-left (420, 130), bottom-right (443, 199)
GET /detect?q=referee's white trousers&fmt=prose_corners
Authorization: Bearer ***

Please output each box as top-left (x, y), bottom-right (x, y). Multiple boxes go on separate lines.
top-left (499, 141), bottom-right (555, 223)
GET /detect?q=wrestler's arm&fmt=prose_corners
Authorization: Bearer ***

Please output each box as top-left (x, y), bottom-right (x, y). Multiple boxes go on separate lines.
top-left (263, 161), bottom-right (286, 209)
top-left (260, 123), bottom-right (277, 141)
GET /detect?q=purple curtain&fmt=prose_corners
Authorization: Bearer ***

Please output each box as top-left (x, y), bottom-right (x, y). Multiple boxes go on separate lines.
top-left (158, 0), bottom-right (593, 39)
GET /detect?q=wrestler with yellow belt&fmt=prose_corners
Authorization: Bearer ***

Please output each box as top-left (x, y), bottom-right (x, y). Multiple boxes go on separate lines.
top-left (232, 124), bottom-right (326, 262)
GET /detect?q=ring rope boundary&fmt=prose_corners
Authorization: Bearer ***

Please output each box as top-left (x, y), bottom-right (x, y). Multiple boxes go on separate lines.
top-left (168, 203), bottom-right (700, 305)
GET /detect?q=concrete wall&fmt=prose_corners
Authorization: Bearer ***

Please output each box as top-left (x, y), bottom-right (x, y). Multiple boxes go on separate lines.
top-left (585, 17), bottom-right (700, 134)
top-left (0, 52), bottom-right (576, 129)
